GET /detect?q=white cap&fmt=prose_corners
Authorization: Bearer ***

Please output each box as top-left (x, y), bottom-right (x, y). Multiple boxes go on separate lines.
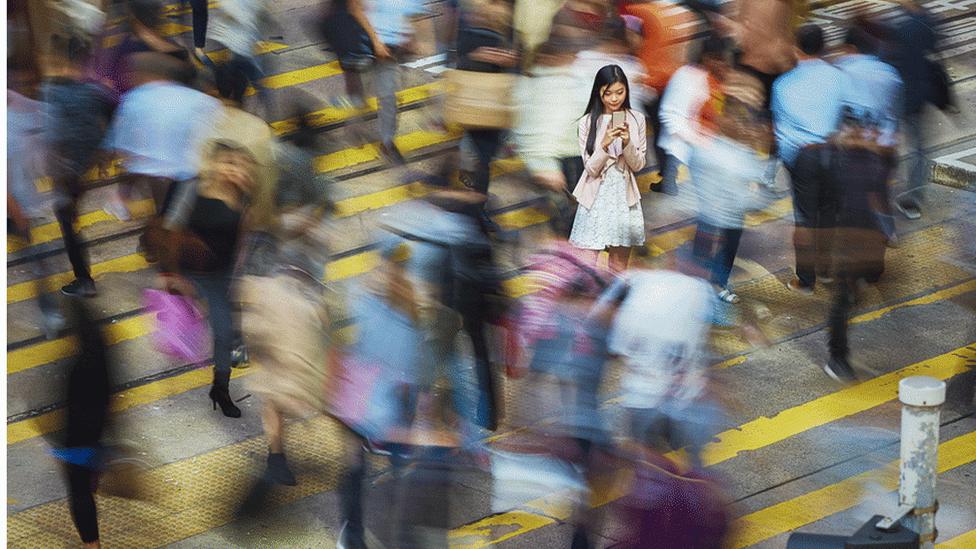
top-left (899, 376), bottom-right (946, 407)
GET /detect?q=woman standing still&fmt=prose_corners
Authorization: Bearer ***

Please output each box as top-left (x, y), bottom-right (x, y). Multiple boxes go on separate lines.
top-left (570, 65), bottom-right (647, 273)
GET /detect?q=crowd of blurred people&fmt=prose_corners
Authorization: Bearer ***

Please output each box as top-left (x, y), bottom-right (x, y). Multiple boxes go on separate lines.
top-left (6, 0), bottom-right (958, 547)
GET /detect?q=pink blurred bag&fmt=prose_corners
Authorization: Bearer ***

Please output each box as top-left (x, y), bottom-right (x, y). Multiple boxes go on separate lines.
top-left (143, 289), bottom-right (209, 363)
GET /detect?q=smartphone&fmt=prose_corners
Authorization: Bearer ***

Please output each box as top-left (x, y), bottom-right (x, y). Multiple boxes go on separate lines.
top-left (612, 110), bottom-right (626, 129)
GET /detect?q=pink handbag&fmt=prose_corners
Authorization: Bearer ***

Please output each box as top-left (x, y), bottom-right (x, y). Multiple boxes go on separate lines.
top-left (143, 289), bottom-right (209, 363)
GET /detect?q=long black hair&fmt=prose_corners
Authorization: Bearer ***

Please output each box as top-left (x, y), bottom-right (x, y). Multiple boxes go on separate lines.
top-left (583, 64), bottom-right (633, 156)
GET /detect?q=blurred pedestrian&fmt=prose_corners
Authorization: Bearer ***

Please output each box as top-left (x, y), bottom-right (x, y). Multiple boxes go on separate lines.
top-left (7, 86), bottom-right (64, 337)
top-left (455, 0), bottom-right (519, 233)
top-left (620, 1), bottom-right (684, 190)
top-left (570, 64), bottom-right (647, 272)
top-left (153, 140), bottom-right (259, 418)
top-left (725, 0), bottom-right (796, 103)
top-left (513, 36), bottom-right (592, 235)
top-left (88, 0), bottom-right (191, 105)
top-left (771, 24), bottom-right (845, 293)
top-left (103, 52), bottom-right (221, 228)
top-left (332, 0), bottom-right (427, 164)
top-left (42, 36), bottom-right (115, 297)
top-left (589, 268), bottom-right (719, 465)
top-left (49, 299), bottom-right (114, 549)
top-left (657, 35), bottom-right (730, 196)
top-left (207, 0), bottom-right (274, 115)
top-left (834, 20), bottom-right (902, 245)
top-left (822, 24), bottom-right (903, 383)
top-left (884, 0), bottom-right (943, 220)
top-left (687, 70), bottom-right (774, 305)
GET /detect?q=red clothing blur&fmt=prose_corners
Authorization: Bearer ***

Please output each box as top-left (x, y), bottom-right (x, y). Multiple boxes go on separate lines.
top-left (622, 2), bottom-right (683, 94)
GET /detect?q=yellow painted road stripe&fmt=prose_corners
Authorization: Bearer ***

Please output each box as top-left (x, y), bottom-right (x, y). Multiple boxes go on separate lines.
top-left (313, 128), bottom-right (462, 173)
top-left (7, 199), bottom-right (155, 254)
top-left (700, 344), bottom-right (976, 466)
top-left (260, 61), bottom-right (343, 90)
top-left (449, 343), bottom-right (976, 547)
top-left (729, 431), bottom-right (976, 548)
top-left (7, 367), bottom-right (250, 446)
top-left (270, 81), bottom-right (443, 136)
top-left (8, 315), bottom-right (150, 375)
top-left (938, 529), bottom-right (976, 548)
top-left (7, 253), bottom-right (150, 304)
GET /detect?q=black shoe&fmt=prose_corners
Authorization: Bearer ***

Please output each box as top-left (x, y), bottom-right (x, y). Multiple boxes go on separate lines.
top-left (265, 452), bottom-right (297, 486)
top-left (823, 356), bottom-right (857, 384)
top-left (895, 201), bottom-right (921, 220)
top-left (61, 278), bottom-right (97, 298)
top-left (209, 385), bottom-right (242, 418)
top-left (380, 142), bottom-right (406, 166)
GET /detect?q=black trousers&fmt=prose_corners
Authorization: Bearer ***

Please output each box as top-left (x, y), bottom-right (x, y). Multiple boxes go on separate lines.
top-left (67, 464), bottom-right (99, 543)
top-left (827, 148), bottom-right (891, 360)
top-left (189, 0), bottom-right (208, 49)
top-left (54, 178), bottom-right (92, 282)
top-left (786, 145), bottom-right (837, 288)
top-left (467, 129), bottom-right (503, 196)
top-left (642, 97), bottom-right (668, 173)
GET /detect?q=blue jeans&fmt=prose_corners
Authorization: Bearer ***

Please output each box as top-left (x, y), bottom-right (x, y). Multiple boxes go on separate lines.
top-left (898, 111), bottom-right (927, 208)
top-left (189, 271), bottom-right (234, 387)
top-left (659, 154), bottom-right (680, 194)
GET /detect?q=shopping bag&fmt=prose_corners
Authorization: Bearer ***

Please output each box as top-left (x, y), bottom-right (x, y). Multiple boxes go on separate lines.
top-left (143, 289), bottom-right (209, 363)
top-left (443, 69), bottom-right (516, 129)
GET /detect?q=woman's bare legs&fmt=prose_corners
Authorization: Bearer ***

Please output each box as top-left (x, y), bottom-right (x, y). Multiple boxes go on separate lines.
top-left (262, 403), bottom-right (284, 454)
top-left (607, 246), bottom-right (631, 273)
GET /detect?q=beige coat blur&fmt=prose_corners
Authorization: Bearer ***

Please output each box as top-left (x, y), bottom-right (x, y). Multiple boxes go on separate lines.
top-left (735, 0), bottom-right (796, 75)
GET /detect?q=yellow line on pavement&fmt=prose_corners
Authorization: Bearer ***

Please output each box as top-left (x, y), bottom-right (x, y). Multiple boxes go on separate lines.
top-left (261, 61), bottom-right (344, 90)
top-left (700, 344), bottom-right (976, 466)
top-left (7, 253), bottom-right (150, 304)
top-left (449, 343), bottom-right (976, 547)
top-left (7, 366), bottom-right (249, 446)
top-left (851, 279), bottom-right (976, 325)
top-left (7, 199), bottom-right (155, 254)
top-left (313, 128), bottom-right (462, 173)
top-left (8, 314), bottom-right (151, 375)
top-left (938, 529), bottom-right (976, 548)
top-left (270, 82), bottom-right (443, 136)
top-left (729, 431), bottom-right (976, 548)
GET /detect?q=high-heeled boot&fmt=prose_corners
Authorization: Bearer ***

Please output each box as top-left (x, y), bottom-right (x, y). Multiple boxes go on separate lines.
top-left (209, 384), bottom-right (241, 418)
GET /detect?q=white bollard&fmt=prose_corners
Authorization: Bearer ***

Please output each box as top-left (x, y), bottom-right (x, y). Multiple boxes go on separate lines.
top-left (898, 376), bottom-right (946, 549)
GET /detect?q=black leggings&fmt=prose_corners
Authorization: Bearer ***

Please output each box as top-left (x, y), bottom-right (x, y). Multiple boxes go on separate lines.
top-left (54, 184), bottom-right (92, 282)
top-left (189, 0), bottom-right (208, 49)
top-left (66, 464), bottom-right (99, 543)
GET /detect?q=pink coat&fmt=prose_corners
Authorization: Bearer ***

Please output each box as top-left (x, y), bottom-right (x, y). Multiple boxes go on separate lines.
top-left (573, 110), bottom-right (647, 210)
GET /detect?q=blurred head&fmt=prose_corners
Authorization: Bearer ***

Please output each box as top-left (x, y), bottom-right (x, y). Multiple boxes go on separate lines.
top-left (204, 140), bottom-right (258, 199)
top-left (843, 19), bottom-right (881, 55)
top-left (698, 34), bottom-right (730, 77)
top-left (463, 0), bottom-right (512, 34)
top-left (795, 24), bottom-right (826, 58)
top-left (213, 60), bottom-right (249, 104)
top-left (128, 0), bottom-right (164, 30)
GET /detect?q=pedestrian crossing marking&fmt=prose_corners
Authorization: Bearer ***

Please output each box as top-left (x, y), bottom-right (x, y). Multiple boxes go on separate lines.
top-left (729, 430), bottom-right (976, 548)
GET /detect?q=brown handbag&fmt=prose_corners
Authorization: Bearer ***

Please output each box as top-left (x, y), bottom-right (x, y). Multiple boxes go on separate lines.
top-left (142, 216), bottom-right (219, 272)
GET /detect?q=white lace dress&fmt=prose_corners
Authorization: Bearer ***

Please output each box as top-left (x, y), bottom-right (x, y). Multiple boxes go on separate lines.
top-left (569, 166), bottom-right (646, 250)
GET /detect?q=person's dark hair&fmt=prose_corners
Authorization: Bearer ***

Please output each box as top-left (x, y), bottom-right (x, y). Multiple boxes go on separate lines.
top-left (602, 15), bottom-right (628, 45)
top-left (128, 0), bottom-right (164, 28)
top-left (213, 60), bottom-right (249, 103)
top-left (583, 64), bottom-right (633, 156)
top-left (796, 24), bottom-right (825, 56)
top-left (696, 33), bottom-right (729, 64)
top-left (844, 26), bottom-right (877, 55)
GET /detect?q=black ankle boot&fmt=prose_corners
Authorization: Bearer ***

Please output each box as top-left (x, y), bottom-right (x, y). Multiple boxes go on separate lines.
top-left (266, 452), bottom-right (297, 486)
top-left (209, 385), bottom-right (242, 418)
